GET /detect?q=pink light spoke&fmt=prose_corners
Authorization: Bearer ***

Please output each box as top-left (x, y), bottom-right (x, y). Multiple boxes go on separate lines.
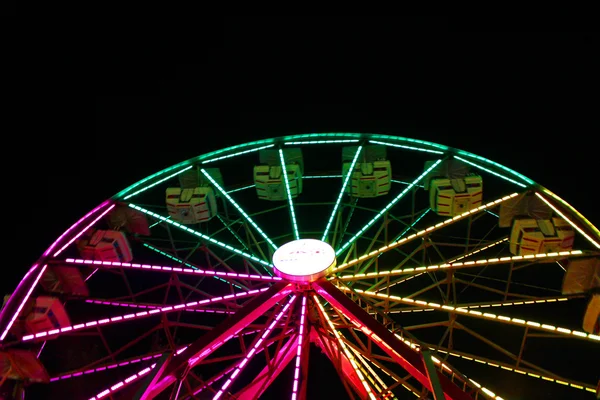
top-left (0, 264), bottom-right (47, 341)
top-left (54, 204), bottom-right (116, 257)
top-left (291, 294), bottom-right (307, 400)
top-left (44, 200), bottom-right (111, 257)
top-left (51, 353), bottom-right (164, 382)
top-left (64, 258), bottom-right (282, 281)
top-left (88, 363), bottom-right (157, 400)
top-left (21, 288), bottom-right (270, 343)
top-left (84, 299), bottom-right (237, 315)
top-left (213, 294), bottom-right (298, 400)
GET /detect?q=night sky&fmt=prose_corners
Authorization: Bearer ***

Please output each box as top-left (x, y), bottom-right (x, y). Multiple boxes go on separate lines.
top-left (4, 18), bottom-right (599, 399)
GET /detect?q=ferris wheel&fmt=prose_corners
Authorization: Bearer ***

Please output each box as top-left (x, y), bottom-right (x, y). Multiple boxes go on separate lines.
top-left (0, 133), bottom-right (598, 400)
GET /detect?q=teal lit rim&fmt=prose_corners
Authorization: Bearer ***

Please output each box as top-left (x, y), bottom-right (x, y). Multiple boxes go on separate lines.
top-left (111, 132), bottom-right (599, 240)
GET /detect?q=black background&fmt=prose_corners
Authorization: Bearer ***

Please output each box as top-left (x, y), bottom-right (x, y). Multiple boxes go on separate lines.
top-left (4, 16), bottom-right (599, 399)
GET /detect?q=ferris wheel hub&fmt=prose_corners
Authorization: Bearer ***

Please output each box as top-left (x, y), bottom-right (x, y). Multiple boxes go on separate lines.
top-left (272, 239), bottom-right (337, 283)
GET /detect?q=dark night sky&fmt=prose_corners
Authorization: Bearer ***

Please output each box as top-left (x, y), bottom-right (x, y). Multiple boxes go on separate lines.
top-left (4, 17), bottom-right (599, 399)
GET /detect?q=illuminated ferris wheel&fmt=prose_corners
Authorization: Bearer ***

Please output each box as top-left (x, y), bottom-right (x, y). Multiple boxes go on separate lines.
top-left (1, 133), bottom-right (599, 400)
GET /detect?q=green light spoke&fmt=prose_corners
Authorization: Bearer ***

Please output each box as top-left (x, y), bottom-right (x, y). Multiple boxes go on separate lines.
top-left (216, 215), bottom-right (250, 251)
top-left (322, 146), bottom-right (362, 242)
top-left (391, 179), bottom-right (424, 188)
top-left (202, 168), bottom-right (278, 250)
top-left (369, 140), bottom-right (445, 155)
top-left (454, 156), bottom-right (527, 188)
top-left (393, 208), bottom-right (431, 242)
top-left (149, 216), bottom-right (170, 229)
top-left (202, 144), bottom-right (275, 164)
top-left (123, 166), bottom-right (194, 200)
top-left (141, 242), bottom-right (244, 289)
top-left (336, 159), bottom-right (443, 256)
top-left (227, 184), bottom-right (255, 194)
top-left (128, 203), bottom-right (272, 267)
top-left (278, 148), bottom-right (300, 240)
top-left (304, 175), bottom-right (343, 179)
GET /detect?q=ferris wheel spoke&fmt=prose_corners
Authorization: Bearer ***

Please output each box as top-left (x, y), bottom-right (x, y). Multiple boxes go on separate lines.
top-left (344, 287), bottom-right (600, 343)
top-left (87, 361), bottom-right (158, 400)
top-left (277, 148), bottom-right (300, 240)
top-left (128, 203), bottom-right (273, 268)
top-left (332, 192), bottom-right (521, 274)
top-left (19, 288), bottom-right (271, 344)
top-left (322, 146), bottom-right (363, 243)
top-left (335, 159), bottom-right (444, 258)
top-left (201, 168), bottom-right (279, 251)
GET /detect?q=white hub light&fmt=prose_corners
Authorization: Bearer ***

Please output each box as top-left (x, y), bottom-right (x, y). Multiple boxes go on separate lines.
top-left (272, 239), bottom-right (336, 283)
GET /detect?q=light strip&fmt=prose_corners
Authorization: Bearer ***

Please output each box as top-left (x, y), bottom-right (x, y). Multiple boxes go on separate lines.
top-left (449, 237), bottom-right (509, 263)
top-left (21, 288), bottom-right (269, 342)
top-left (454, 156), bottom-right (527, 188)
top-left (202, 168), bottom-right (278, 250)
top-left (278, 148), bottom-right (300, 240)
top-left (88, 363), bottom-right (156, 400)
top-left (457, 150), bottom-right (534, 186)
top-left (53, 204), bottom-right (116, 257)
top-left (44, 201), bottom-right (111, 256)
top-left (349, 346), bottom-right (396, 399)
top-left (332, 193), bottom-right (520, 272)
top-left (304, 175), bottom-right (343, 179)
top-left (202, 144), bottom-right (275, 164)
top-left (227, 184), bottom-right (256, 194)
top-left (338, 250), bottom-right (584, 280)
top-left (343, 288), bottom-right (600, 343)
top-left (213, 295), bottom-right (297, 400)
top-left (291, 294), bottom-right (308, 400)
top-left (542, 188), bottom-right (600, 237)
top-left (141, 242), bottom-right (245, 288)
top-left (391, 180), bottom-right (424, 188)
top-left (313, 295), bottom-right (377, 400)
top-left (322, 146), bottom-right (363, 241)
top-left (123, 166), bottom-right (194, 200)
top-left (0, 264), bottom-right (47, 341)
top-left (394, 296), bottom-right (573, 314)
top-left (129, 204), bottom-right (271, 266)
top-left (434, 348), bottom-right (597, 393)
top-left (84, 299), bottom-right (236, 314)
top-left (284, 140), bottom-right (360, 145)
top-left (535, 192), bottom-right (600, 250)
top-left (369, 140), bottom-right (445, 155)
top-left (336, 159), bottom-right (444, 256)
top-left (51, 353), bottom-right (163, 382)
top-left (65, 258), bottom-right (280, 281)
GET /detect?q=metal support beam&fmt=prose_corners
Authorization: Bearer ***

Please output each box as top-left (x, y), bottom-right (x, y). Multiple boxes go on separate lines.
top-left (313, 279), bottom-right (472, 400)
top-left (136, 281), bottom-right (292, 399)
top-left (421, 349), bottom-right (447, 400)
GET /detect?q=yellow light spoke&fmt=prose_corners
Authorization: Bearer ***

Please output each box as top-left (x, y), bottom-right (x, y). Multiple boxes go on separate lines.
top-left (337, 250), bottom-right (586, 281)
top-left (332, 193), bottom-right (520, 273)
top-left (392, 296), bottom-right (575, 314)
top-left (338, 287), bottom-right (600, 344)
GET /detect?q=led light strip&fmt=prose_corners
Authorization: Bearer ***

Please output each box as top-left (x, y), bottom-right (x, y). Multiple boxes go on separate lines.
top-left (51, 353), bottom-right (163, 382)
top-left (54, 204), bottom-right (116, 257)
top-left (535, 192), bottom-right (600, 250)
top-left (395, 297), bottom-right (572, 314)
top-left (129, 204), bottom-right (271, 266)
top-left (369, 140), bottom-right (445, 155)
top-left (348, 346), bottom-right (396, 399)
top-left (542, 188), bottom-right (600, 237)
top-left (336, 159), bottom-right (444, 256)
top-left (64, 259), bottom-right (280, 282)
top-left (22, 288), bottom-right (269, 342)
top-left (338, 250), bottom-right (584, 280)
top-left (454, 156), bottom-right (527, 188)
top-left (213, 295), bottom-right (297, 400)
top-left (141, 242), bottom-right (246, 288)
top-left (332, 193), bottom-right (521, 272)
top-left (202, 168), bottom-right (278, 250)
top-left (291, 294), bottom-right (308, 400)
top-left (0, 265), bottom-right (47, 341)
top-left (278, 148), bottom-right (300, 240)
top-left (284, 140), bottom-right (360, 144)
top-left (456, 150), bottom-right (534, 186)
top-left (434, 349), bottom-right (597, 393)
top-left (89, 363), bottom-right (156, 400)
top-left (313, 295), bottom-right (377, 400)
top-left (227, 184), bottom-right (255, 193)
top-left (84, 299), bottom-right (236, 314)
top-left (449, 237), bottom-right (509, 263)
top-left (322, 146), bottom-right (362, 241)
top-left (123, 165), bottom-right (194, 200)
top-left (343, 288), bottom-right (600, 343)
top-left (202, 144), bottom-right (275, 164)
